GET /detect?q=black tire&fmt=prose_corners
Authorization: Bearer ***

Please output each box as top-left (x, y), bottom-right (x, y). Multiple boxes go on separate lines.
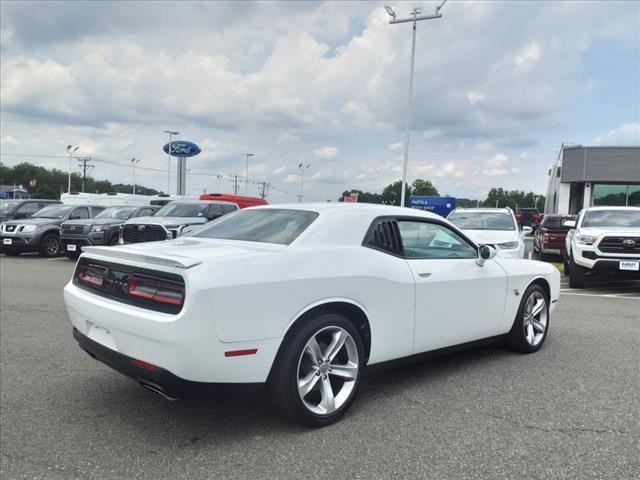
top-left (506, 284), bottom-right (549, 353)
top-left (3, 250), bottom-right (20, 256)
top-left (106, 232), bottom-right (119, 246)
top-left (269, 312), bottom-right (364, 427)
top-left (563, 251), bottom-right (570, 276)
top-left (568, 256), bottom-right (586, 288)
top-left (534, 247), bottom-right (546, 262)
top-left (39, 234), bottom-right (60, 258)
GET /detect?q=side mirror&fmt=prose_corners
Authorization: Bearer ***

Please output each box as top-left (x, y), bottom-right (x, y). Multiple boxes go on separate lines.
top-left (476, 244), bottom-right (497, 266)
top-left (521, 226), bottom-right (533, 235)
top-left (563, 220), bottom-right (576, 228)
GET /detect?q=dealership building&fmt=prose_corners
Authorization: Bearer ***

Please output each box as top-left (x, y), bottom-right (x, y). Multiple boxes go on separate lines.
top-left (545, 144), bottom-right (640, 215)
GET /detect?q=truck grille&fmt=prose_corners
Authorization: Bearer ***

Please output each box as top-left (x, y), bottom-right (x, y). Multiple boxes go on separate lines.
top-left (598, 236), bottom-right (640, 254)
top-left (62, 224), bottom-right (90, 234)
top-left (122, 224), bottom-right (168, 243)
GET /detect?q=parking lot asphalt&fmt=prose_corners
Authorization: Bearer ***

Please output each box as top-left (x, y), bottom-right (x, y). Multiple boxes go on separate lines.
top-left (1, 255), bottom-right (638, 480)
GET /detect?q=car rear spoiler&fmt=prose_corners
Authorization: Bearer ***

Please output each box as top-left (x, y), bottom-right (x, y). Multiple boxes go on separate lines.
top-left (80, 246), bottom-right (202, 269)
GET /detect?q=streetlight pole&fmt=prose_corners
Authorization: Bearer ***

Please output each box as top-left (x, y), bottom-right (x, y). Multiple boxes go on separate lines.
top-left (385, 2), bottom-right (446, 206)
top-left (298, 163), bottom-right (310, 203)
top-left (163, 130), bottom-right (179, 195)
top-left (216, 174), bottom-right (223, 193)
top-left (66, 145), bottom-right (79, 193)
top-left (243, 153), bottom-right (255, 195)
top-left (131, 158), bottom-right (141, 194)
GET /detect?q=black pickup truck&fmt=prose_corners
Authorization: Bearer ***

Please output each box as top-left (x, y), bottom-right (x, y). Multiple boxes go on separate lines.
top-left (60, 205), bottom-right (160, 259)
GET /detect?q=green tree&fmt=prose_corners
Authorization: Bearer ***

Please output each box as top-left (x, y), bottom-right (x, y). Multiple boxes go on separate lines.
top-left (381, 180), bottom-right (411, 206)
top-left (411, 179), bottom-right (439, 196)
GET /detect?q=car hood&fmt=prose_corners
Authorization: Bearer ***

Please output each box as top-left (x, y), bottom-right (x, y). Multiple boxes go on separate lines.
top-left (63, 218), bottom-right (122, 227)
top-left (2, 217), bottom-right (62, 226)
top-left (82, 237), bottom-right (284, 268)
top-left (124, 216), bottom-right (208, 226)
top-left (460, 229), bottom-right (520, 245)
top-left (579, 227), bottom-right (640, 236)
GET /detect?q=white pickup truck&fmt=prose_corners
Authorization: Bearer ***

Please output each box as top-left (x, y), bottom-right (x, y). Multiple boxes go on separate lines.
top-left (563, 206), bottom-right (640, 288)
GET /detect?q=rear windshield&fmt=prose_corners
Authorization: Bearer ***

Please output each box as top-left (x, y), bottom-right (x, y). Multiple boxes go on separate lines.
top-left (193, 209), bottom-right (318, 245)
top-left (0, 201), bottom-right (20, 213)
top-left (582, 210), bottom-right (640, 228)
top-left (543, 215), bottom-right (575, 229)
top-left (95, 206), bottom-right (137, 220)
top-left (155, 203), bottom-right (210, 218)
top-left (448, 211), bottom-right (516, 231)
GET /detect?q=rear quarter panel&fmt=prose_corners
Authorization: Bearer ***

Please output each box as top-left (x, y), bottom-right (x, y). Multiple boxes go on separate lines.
top-left (201, 246), bottom-right (417, 364)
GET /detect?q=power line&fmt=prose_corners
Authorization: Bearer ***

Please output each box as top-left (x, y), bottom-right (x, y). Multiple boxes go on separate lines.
top-left (77, 157), bottom-right (95, 192)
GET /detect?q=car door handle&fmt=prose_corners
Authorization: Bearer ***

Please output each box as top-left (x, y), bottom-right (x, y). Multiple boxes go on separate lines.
top-left (417, 271), bottom-right (432, 278)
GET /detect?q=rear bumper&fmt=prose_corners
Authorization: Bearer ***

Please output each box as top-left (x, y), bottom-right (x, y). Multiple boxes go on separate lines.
top-left (73, 328), bottom-right (261, 399)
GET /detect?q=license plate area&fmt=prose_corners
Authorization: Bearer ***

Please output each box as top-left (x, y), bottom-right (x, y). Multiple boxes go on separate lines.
top-left (87, 323), bottom-right (117, 351)
top-left (67, 244), bottom-right (77, 252)
top-left (3, 238), bottom-right (12, 245)
top-left (619, 260), bottom-right (639, 271)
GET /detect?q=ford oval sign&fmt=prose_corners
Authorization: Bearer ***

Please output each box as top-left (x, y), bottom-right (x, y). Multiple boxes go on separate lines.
top-left (163, 141), bottom-right (201, 158)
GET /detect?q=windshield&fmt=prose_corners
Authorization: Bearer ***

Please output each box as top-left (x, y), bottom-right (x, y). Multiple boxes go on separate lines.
top-left (31, 205), bottom-right (73, 219)
top-left (194, 209), bottom-right (318, 245)
top-left (155, 203), bottom-right (210, 218)
top-left (0, 201), bottom-right (20, 213)
top-left (95, 206), bottom-right (137, 220)
top-left (582, 210), bottom-right (640, 228)
top-left (448, 211), bottom-right (516, 231)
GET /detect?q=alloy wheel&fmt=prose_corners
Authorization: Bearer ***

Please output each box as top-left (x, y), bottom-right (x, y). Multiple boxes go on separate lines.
top-left (296, 326), bottom-right (359, 416)
top-left (523, 291), bottom-right (548, 347)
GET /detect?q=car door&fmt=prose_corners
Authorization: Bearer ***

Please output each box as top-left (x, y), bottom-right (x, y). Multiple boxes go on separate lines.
top-left (69, 207), bottom-right (90, 221)
top-left (397, 218), bottom-right (509, 353)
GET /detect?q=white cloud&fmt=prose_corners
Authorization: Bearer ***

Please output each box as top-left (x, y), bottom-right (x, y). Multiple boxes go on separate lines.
top-left (594, 123), bottom-right (640, 146)
top-left (277, 131), bottom-right (301, 144)
top-left (514, 41), bottom-right (541, 68)
top-left (423, 128), bottom-right (443, 140)
top-left (313, 145), bottom-right (338, 159)
top-left (272, 166), bottom-right (287, 176)
top-left (0, 135), bottom-right (20, 145)
top-left (481, 168), bottom-right (509, 176)
top-left (474, 142), bottom-right (493, 152)
top-left (487, 153), bottom-right (508, 167)
top-left (434, 162), bottom-right (464, 178)
top-left (466, 91), bottom-right (485, 105)
top-left (388, 142), bottom-right (403, 152)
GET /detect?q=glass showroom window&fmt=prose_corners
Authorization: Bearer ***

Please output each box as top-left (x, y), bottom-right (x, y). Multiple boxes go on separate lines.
top-left (592, 184), bottom-right (640, 207)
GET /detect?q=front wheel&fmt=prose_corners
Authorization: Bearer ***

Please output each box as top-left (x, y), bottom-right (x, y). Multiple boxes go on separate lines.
top-left (569, 256), bottom-right (586, 288)
top-left (269, 313), bottom-right (364, 427)
top-left (39, 234), bottom-right (60, 258)
top-left (506, 284), bottom-right (549, 353)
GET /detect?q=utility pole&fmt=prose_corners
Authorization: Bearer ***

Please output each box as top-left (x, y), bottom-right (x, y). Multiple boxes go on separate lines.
top-left (229, 175), bottom-right (243, 195)
top-left (385, 2), bottom-right (446, 206)
top-left (77, 157), bottom-right (94, 193)
top-left (257, 181), bottom-right (270, 199)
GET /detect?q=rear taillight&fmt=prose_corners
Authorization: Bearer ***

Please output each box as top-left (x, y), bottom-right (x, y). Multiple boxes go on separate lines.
top-left (534, 213), bottom-right (541, 223)
top-left (127, 276), bottom-right (185, 306)
top-left (78, 265), bottom-right (107, 287)
top-left (516, 213), bottom-right (522, 220)
top-left (543, 233), bottom-right (549, 244)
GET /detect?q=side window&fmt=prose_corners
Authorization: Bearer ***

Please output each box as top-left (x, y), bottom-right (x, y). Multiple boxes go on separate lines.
top-left (17, 202), bottom-right (40, 216)
top-left (223, 204), bottom-right (237, 214)
top-left (207, 204), bottom-right (224, 219)
top-left (91, 207), bottom-right (105, 217)
top-left (72, 207), bottom-right (90, 219)
top-left (363, 219), bottom-right (403, 256)
top-left (136, 208), bottom-right (154, 217)
top-left (398, 221), bottom-right (477, 259)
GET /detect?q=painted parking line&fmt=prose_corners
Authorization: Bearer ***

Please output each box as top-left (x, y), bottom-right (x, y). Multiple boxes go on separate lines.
top-left (560, 291), bottom-right (640, 299)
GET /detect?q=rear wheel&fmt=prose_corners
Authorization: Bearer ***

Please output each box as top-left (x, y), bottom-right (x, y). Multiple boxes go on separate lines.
top-left (563, 250), bottom-right (570, 276)
top-left (39, 234), bottom-right (60, 258)
top-left (107, 232), bottom-right (119, 246)
top-left (269, 312), bottom-right (364, 427)
top-left (506, 284), bottom-right (549, 353)
top-left (569, 255), bottom-right (586, 288)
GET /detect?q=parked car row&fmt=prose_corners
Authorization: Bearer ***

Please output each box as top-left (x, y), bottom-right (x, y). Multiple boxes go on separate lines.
top-left (0, 194), bottom-right (268, 258)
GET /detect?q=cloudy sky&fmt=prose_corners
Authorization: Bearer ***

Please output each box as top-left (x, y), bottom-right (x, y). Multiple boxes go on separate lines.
top-left (1, 0), bottom-right (639, 202)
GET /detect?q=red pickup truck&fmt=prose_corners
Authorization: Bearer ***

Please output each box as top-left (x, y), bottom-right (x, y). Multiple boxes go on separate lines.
top-left (533, 214), bottom-right (576, 260)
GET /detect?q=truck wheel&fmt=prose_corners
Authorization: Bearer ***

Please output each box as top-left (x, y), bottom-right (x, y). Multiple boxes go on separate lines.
top-left (568, 256), bottom-right (586, 288)
top-left (563, 251), bottom-right (570, 276)
top-left (107, 232), bottom-right (119, 246)
top-left (39, 234), bottom-right (60, 258)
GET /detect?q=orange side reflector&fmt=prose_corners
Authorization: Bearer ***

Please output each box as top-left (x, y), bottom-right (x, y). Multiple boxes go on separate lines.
top-left (132, 359), bottom-right (158, 371)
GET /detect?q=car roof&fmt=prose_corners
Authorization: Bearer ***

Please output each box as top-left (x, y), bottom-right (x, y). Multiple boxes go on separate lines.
top-left (450, 208), bottom-right (512, 214)
top-left (250, 202), bottom-right (444, 219)
top-left (165, 200), bottom-right (237, 206)
top-left (584, 206), bottom-right (640, 211)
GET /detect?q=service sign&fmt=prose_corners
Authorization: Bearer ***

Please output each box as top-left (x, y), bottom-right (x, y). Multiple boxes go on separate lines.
top-left (162, 141), bottom-right (201, 158)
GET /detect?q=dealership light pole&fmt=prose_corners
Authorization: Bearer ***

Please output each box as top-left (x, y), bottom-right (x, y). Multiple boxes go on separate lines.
top-left (66, 145), bottom-right (79, 193)
top-left (298, 163), bottom-right (310, 203)
top-left (163, 130), bottom-right (179, 194)
top-left (243, 153), bottom-right (255, 194)
top-left (385, 1), bottom-right (446, 206)
top-left (131, 158), bottom-right (141, 194)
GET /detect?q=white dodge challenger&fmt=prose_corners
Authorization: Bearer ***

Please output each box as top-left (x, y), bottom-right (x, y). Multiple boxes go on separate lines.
top-left (65, 204), bottom-right (560, 426)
